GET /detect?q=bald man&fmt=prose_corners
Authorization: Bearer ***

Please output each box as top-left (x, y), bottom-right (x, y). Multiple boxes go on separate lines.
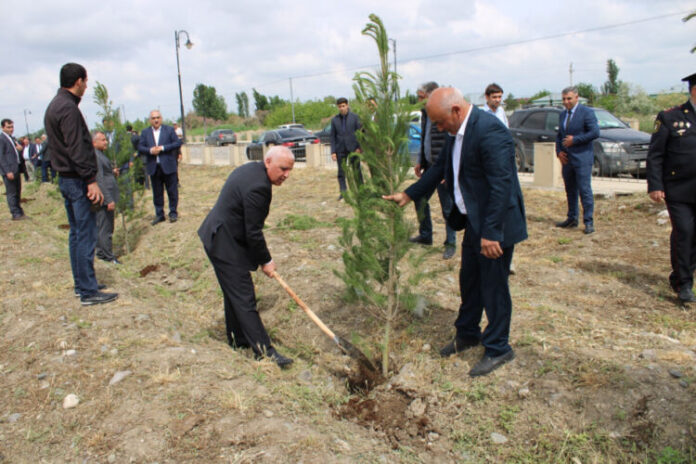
top-left (384, 87), bottom-right (527, 377)
top-left (138, 110), bottom-right (182, 225)
top-left (198, 146), bottom-right (295, 368)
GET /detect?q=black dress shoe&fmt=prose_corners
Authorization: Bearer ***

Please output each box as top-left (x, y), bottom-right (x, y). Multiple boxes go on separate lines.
top-left (169, 214), bottom-right (178, 223)
top-left (151, 216), bottom-right (165, 225)
top-left (678, 288), bottom-right (696, 303)
top-left (555, 218), bottom-right (578, 228)
top-left (584, 224), bottom-right (595, 235)
top-left (409, 235), bottom-right (433, 246)
top-left (80, 291), bottom-right (118, 306)
top-left (439, 336), bottom-right (480, 357)
top-left (469, 350), bottom-right (515, 377)
top-left (443, 245), bottom-right (456, 260)
top-left (256, 347), bottom-right (294, 368)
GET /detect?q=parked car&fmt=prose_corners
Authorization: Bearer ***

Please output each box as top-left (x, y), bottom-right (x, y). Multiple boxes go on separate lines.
top-left (205, 129), bottom-right (237, 146)
top-left (278, 123), bottom-right (305, 129)
top-left (313, 124), bottom-right (331, 144)
top-left (407, 123), bottom-right (421, 166)
top-left (509, 106), bottom-right (651, 177)
top-left (246, 128), bottom-right (319, 161)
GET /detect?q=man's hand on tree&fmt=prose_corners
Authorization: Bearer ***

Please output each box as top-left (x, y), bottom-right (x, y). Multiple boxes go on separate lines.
top-left (382, 192), bottom-right (411, 207)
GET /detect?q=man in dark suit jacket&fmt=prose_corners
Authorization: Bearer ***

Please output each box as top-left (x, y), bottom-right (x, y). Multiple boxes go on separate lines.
top-left (647, 72), bottom-right (696, 304)
top-left (0, 119), bottom-right (27, 220)
top-left (138, 110), bottom-right (182, 224)
top-left (555, 86), bottom-right (600, 234)
top-left (384, 87), bottom-right (527, 377)
top-left (198, 146), bottom-right (295, 368)
top-left (93, 131), bottom-right (120, 264)
top-left (330, 97), bottom-right (362, 199)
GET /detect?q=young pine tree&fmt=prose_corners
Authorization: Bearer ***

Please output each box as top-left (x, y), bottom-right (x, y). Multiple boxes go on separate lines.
top-left (336, 14), bottom-right (416, 376)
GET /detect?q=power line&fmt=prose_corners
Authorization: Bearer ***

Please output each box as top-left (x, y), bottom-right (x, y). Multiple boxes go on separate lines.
top-left (250, 9), bottom-right (691, 90)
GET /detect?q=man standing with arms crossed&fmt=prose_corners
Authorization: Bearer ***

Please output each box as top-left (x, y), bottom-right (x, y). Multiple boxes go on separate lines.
top-left (330, 97), bottom-right (362, 200)
top-left (44, 63), bottom-right (118, 305)
top-left (138, 110), bottom-right (182, 224)
top-left (555, 86), bottom-right (600, 234)
top-left (647, 72), bottom-right (696, 304)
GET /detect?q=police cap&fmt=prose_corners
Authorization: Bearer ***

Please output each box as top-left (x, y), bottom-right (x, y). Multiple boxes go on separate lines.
top-left (681, 72), bottom-right (696, 88)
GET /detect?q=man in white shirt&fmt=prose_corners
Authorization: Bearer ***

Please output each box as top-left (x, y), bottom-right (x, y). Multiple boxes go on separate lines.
top-left (482, 83), bottom-right (508, 128)
top-left (0, 119), bottom-right (27, 219)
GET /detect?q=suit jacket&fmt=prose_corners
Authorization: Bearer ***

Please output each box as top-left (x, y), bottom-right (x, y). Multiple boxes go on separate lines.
top-left (555, 104), bottom-right (599, 166)
top-left (330, 111), bottom-right (361, 154)
top-left (647, 100), bottom-right (696, 203)
top-left (198, 162), bottom-right (272, 271)
top-left (0, 133), bottom-right (21, 176)
top-left (95, 149), bottom-right (119, 205)
top-left (406, 106), bottom-right (527, 248)
top-left (137, 125), bottom-right (182, 176)
top-left (418, 108), bottom-right (448, 169)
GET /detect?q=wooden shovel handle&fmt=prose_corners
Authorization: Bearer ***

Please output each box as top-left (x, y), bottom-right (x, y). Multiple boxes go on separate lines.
top-left (271, 272), bottom-right (337, 340)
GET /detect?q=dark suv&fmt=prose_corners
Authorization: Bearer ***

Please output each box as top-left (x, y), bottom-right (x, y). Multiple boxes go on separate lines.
top-left (205, 129), bottom-right (237, 146)
top-left (509, 106), bottom-right (650, 177)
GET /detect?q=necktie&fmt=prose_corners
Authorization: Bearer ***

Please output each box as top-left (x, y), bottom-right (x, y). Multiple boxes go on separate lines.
top-left (565, 110), bottom-right (572, 130)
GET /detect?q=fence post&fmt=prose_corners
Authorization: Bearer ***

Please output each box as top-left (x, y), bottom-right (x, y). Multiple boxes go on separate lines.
top-left (533, 142), bottom-right (562, 188)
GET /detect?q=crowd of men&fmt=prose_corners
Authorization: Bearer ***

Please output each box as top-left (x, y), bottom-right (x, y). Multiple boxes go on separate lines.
top-left (2, 60), bottom-right (694, 375)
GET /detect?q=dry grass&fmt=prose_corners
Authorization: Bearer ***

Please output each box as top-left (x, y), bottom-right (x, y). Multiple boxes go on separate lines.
top-left (0, 165), bottom-right (694, 463)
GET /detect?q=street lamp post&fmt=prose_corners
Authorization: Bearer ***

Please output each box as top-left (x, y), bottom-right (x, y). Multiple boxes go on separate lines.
top-left (23, 109), bottom-right (31, 136)
top-left (175, 30), bottom-right (194, 143)
top-left (389, 38), bottom-right (397, 102)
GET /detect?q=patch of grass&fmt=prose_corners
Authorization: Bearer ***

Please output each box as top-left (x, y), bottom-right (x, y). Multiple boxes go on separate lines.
top-left (69, 316), bottom-right (92, 329)
top-left (190, 329), bottom-right (212, 343)
top-left (548, 256), bottom-right (563, 263)
top-left (465, 383), bottom-right (488, 402)
top-left (498, 405), bottom-right (519, 433)
top-left (557, 237), bottom-right (572, 245)
top-left (277, 214), bottom-right (331, 230)
top-left (653, 446), bottom-right (693, 464)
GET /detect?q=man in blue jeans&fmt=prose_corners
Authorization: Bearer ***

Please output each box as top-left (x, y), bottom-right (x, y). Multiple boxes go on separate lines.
top-left (410, 82), bottom-right (457, 259)
top-left (44, 63), bottom-right (118, 306)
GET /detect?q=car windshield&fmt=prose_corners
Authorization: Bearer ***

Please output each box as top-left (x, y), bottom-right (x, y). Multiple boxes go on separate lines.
top-left (592, 109), bottom-right (627, 129)
top-left (278, 129), bottom-right (311, 138)
top-left (219, 130), bottom-right (234, 135)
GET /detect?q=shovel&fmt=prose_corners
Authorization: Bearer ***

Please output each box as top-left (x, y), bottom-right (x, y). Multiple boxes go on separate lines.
top-left (271, 271), bottom-right (378, 374)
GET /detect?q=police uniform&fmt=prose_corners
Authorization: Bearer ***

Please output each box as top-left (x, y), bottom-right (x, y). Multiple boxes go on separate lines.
top-left (646, 73), bottom-right (696, 302)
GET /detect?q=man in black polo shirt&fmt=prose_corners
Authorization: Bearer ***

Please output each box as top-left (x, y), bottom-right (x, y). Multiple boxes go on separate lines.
top-left (44, 62), bottom-right (118, 306)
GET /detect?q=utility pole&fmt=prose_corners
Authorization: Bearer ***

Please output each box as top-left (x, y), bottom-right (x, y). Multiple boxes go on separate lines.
top-left (289, 77), bottom-right (295, 123)
top-left (569, 62), bottom-right (574, 86)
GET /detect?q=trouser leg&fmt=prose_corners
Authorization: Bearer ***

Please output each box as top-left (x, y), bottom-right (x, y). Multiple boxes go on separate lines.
top-left (561, 163), bottom-right (579, 220)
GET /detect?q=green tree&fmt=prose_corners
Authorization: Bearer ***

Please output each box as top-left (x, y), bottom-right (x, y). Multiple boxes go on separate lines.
top-left (503, 93), bottom-right (519, 111)
top-left (252, 88), bottom-right (269, 111)
top-left (602, 59), bottom-right (621, 95)
top-left (264, 100), bottom-right (337, 128)
top-left (235, 91), bottom-right (250, 118)
top-left (192, 83), bottom-right (227, 136)
top-left (336, 14), bottom-right (419, 376)
top-left (93, 82), bottom-right (146, 255)
top-left (575, 82), bottom-right (597, 105)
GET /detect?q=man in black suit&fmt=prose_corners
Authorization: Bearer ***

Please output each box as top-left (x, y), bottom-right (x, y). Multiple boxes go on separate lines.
top-left (0, 119), bottom-right (27, 220)
top-left (647, 72), bottom-right (696, 304)
top-left (330, 97), bottom-right (362, 200)
top-left (198, 146), bottom-right (295, 368)
top-left (138, 110), bottom-right (182, 224)
top-left (384, 87), bottom-right (527, 377)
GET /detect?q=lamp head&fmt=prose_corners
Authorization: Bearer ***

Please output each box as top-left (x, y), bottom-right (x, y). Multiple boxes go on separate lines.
top-left (185, 39), bottom-right (193, 50)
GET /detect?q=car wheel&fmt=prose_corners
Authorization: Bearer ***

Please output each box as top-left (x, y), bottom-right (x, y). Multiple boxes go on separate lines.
top-left (514, 144), bottom-right (526, 172)
top-left (592, 157), bottom-right (602, 177)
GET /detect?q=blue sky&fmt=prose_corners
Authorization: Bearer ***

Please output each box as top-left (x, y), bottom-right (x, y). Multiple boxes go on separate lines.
top-left (1, 0), bottom-right (694, 133)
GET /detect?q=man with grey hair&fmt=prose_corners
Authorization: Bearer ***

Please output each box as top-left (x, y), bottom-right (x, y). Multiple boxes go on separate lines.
top-left (384, 87), bottom-right (527, 377)
top-left (410, 81), bottom-right (457, 259)
top-left (93, 131), bottom-right (120, 264)
top-left (199, 146), bottom-right (296, 368)
top-left (555, 86), bottom-right (599, 234)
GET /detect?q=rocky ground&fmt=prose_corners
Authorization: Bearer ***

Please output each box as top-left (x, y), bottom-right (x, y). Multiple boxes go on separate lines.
top-left (0, 164), bottom-right (694, 463)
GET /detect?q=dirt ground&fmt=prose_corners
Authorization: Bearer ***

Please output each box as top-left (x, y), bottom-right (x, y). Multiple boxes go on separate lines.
top-left (0, 164), bottom-right (694, 463)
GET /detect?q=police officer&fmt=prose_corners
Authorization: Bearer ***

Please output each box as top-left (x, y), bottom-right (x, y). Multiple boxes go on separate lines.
top-left (647, 72), bottom-right (696, 304)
